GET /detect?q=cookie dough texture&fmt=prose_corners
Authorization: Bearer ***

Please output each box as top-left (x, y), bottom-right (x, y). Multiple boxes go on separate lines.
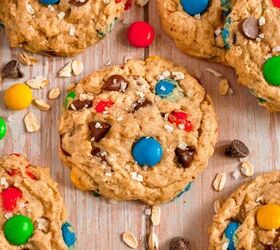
top-left (209, 171), bottom-right (280, 249)
top-left (157, 0), bottom-right (233, 62)
top-left (0, 154), bottom-right (69, 250)
top-left (223, 0), bottom-right (280, 111)
top-left (0, 0), bottom-right (125, 56)
top-left (59, 56), bottom-right (218, 205)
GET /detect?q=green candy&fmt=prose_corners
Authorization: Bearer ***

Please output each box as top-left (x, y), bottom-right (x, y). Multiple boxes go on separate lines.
top-left (0, 117), bottom-right (7, 140)
top-left (263, 56), bottom-right (280, 86)
top-left (64, 91), bottom-right (76, 108)
top-left (4, 215), bottom-right (34, 245)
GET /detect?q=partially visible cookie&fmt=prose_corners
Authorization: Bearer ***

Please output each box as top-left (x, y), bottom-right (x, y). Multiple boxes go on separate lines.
top-left (157, 0), bottom-right (235, 61)
top-left (0, 0), bottom-right (125, 56)
top-left (209, 171), bottom-right (280, 249)
top-left (0, 154), bottom-right (76, 249)
top-left (59, 56), bottom-right (218, 205)
top-left (221, 0), bottom-right (280, 111)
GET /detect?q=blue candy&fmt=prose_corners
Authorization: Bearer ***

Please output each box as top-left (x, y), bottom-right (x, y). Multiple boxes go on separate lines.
top-left (224, 221), bottom-right (240, 250)
top-left (180, 0), bottom-right (209, 16)
top-left (62, 222), bottom-right (77, 248)
top-left (132, 137), bottom-right (163, 167)
top-left (155, 79), bottom-right (176, 98)
top-left (40, 0), bottom-right (60, 5)
top-left (177, 182), bottom-right (193, 198)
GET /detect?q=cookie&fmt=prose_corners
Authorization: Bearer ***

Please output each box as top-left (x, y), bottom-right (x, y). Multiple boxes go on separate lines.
top-left (0, 154), bottom-right (76, 249)
top-left (59, 56), bottom-right (218, 205)
top-left (209, 171), bottom-right (280, 249)
top-left (0, 0), bottom-right (125, 56)
top-left (221, 0), bottom-right (280, 111)
top-left (157, 0), bottom-right (235, 61)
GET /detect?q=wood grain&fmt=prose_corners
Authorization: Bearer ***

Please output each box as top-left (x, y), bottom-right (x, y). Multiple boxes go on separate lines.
top-left (0, 2), bottom-right (280, 249)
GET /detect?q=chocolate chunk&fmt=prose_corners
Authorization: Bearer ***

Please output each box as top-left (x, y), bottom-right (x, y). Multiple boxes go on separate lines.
top-left (132, 99), bottom-right (152, 112)
top-left (175, 146), bottom-right (195, 168)
top-left (264, 245), bottom-right (280, 250)
top-left (169, 237), bottom-right (191, 250)
top-left (91, 146), bottom-right (107, 162)
top-left (89, 121), bottom-right (111, 142)
top-left (1, 60), bottom-right (24, 79)
top-left (68, 0), bottom-right (89, 6)
top-left (238, 17), bottom-right (259, 40)
top-left (103, 75), bottom-right (128, 92)
top-left (68, 100), bottom-right (92, 110)
top-left (225, 139), bottom-right (249, 158)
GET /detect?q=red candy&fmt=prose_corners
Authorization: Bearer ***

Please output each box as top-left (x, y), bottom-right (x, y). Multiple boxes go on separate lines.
top-left (1, 187), bottom-right (23, 212)
top-left (272, 0), bottom-right (280, 8)
top-left (95, 100), bottom-right (114, 113)
top-left (124, 0), bottom-right (132, 10)
top-left (127, 21), bottom-right (155, 48)
top-left (168, 111), bottom-right (193, 132)
top-left (26, 170), bottom-right (38, 180)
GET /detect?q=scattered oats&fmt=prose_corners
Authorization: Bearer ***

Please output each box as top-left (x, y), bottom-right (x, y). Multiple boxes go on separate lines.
top-left (215, 28), bottom-right (222, 36)
top-left (213, 199), bottom-right (223, 213)
top-left (24, 112), bottom-right (40, 133)
top-left (70, 104), bottom-right (76, 111)
top-left (206, 68), bottom-right (223, 77)
top-left (264, 54), bottom-right (272, 60)
top-left (178, 123), bottom-right (185, 130)
top-left (240, 160), bottom-right (254, 177)
top-left (26, 76), bottom-right (49, 89)
top-left (33, 99), bottom-right (51, 111)
top-left (228, 88), bottom-right (234, 95)
top-left (0, 177), bottom-right (9, 188)
top-left (59, 62), bottom-right (72, 78)
top-left (120, 81), bottom-right (128, 92)
top-left (66, 83), bottom-right (76, 91)
top-left (219, 79), bottom-right (230, 96)
top-left (259, 16), bottom-right (266, 26)
top-left (151, 206), bottom-right (161, 226)
top-left (104, 59), bottom-right (112, 66)
top-left (117, 116), bottom-right (123, 121)
top-left (164, 124), bottom-right (174, 133)
top-left (212, 172), bottom-right (227, 191)
top-left (178, 142), bottom-right (188, 150)
top-left (172, 71), bottom-right (185, 80)
top-left (79, 93), bottom-right (94, 101)
top-left (105, 172), bottom-right (112, 177)
top-left (148, 232), bottom-right (159, 250)
top-left (222, 242), bottom-right (229, 250)
top-left (122, 232), bottom-right (138, 249)
top-left (48, 88), bottom-right (61, 100)
top-left (72, 59), bottom-right (84, 76)
top-left (5, 212), bottom-right (13, 219)
top-left (272, 46), bottom-right (280, 53)
top-left (135, 0), bottom-right (149, 7)
top-left (162, 70), bottom-right (171, 78)
top-left (26, 3), bottom-right (35, 15)
top-left (256, 37), bottom-right (261, 42)
top-left (258, 33), bottom-right (265, 39)
top-left (18, 52), bottom-right (38, 66)
top-left (123, 55), bottom-right (132, 64)
top-left (103, 0), bottom-right (110, 3)
top-left (231, 169), bottom-right (241, 180)
top-left (48, 5), bottom-right (55, 11)
top-left (37, 218), bottom-right (49, 232)
top-left (57, 11), bottom-right (65, 21)
top-left (145, 208), bottom-right (152, 216)
top-left (69, 26), bottom-right (76, 36)
top-left (194, 14), bottom-right (201, 19)
top-left (256, 196), bottom-right (264, 203)
top-left (131, 172), bottom-right (143, 182)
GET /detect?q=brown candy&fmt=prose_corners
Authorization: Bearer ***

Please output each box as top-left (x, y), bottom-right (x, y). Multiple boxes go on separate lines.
top-left (103, 75), bottom-right (128, 92)
top-left (68, 0), bottom-right (89, 6)
top-left (175, 146), bottom-right (195, 168)
top-left (89, 121), bottom-right (111, 142)
top-left (68, 100), bottom-right (92, 111)
top-left (91, 146), bottom-right (107, 163)
top-left (169, 237), bottom-right (191, 250)
top-left (238, 17), bottom-right (259, 40)
top-left (225, 139), bottom-right (249, 158)
top-left (1, 60), bottom-right (24, 79)
top-left (132, 99), bottom-right (152, 112)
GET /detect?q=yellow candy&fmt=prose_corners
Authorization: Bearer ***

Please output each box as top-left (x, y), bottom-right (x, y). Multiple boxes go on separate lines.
top-left (257, 204), bottom-right (280, 230)
top-left (4, 83), bottom-right (32, 110)
top-left (70, 169), bottom-right (87, 191)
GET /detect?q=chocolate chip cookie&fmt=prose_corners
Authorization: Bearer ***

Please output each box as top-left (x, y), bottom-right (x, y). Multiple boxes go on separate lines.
top-left (157, 0), bottom-right (235, 61)
top-left (0, 0), bottom-right (125, 56)
top-left (209, 171), bottom-right (280, 250)
top-left (59, 56), bottom-right (218, 205)
top-left (0, 154), bottom-right (76, 249)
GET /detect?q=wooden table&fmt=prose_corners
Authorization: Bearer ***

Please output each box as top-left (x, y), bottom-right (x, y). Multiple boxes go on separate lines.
top-left (1, 2), bottom-right (280, 249)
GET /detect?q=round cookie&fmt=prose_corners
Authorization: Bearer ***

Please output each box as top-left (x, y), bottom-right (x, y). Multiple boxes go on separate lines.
top-left (0, 0), bottom-right (125, 56)
top-left (209, 171), bottom-right (280, 249)
top-left (221, 0), bottom-right (280, 111)
top-left (59, 56), bottom-right (218, 205)
top-left (157, 0), bottom-right (235, 62)
top-left (0, 154), bottom-right (76, 249)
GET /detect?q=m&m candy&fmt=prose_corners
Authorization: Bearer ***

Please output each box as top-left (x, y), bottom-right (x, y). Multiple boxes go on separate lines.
top-left (177, 182), bottom-right (193, 198)
top-left (4, 84), bottom-right (32, 110)
top-left (1, 187), bottom-right (23, 212)
top-left (0, 117), bottom-right (7, 140)
top-left (180, 0), bottom-right (210, 16)
top-left (168, 111), bottom-right (193, 132)
top-left (263, 56), bottom-right (280, 86)
top-left (127, 21), bottom-right (155, 48)
top-left (4, 215), bottom-right (34, 245)
top-left (155, 79), bottom-right (176, 98)
top-left (257, 204), bottom-right (280, 230)
top-left (64, 91), bottom-right (76, 108)
top-left (95, 100), bottom-right (114, 113)
top-left (272, 0), bottom-right (280, 8)
top-left (62, 222), bottom-right (77, 248)
top-left (132, 137), bottom-right (163, 167)
top-left (224, 221), bottom-right (240, 250)
top-left (39, 0), bottom-right (60, 4)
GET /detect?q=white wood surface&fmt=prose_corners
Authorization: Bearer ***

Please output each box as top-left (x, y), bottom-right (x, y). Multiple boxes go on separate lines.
top-left (1, 2), bottom-right (280, 249)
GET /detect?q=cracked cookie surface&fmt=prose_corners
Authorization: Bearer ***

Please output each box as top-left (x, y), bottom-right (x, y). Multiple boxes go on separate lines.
top-left (0, 0), bottom-right (125, 56)
top-left (209, 171), bottom-right (280, 250)
top-left (59, 56), bottom-right (218, 205)
top-left (0, 154), bottom-right (76, 250)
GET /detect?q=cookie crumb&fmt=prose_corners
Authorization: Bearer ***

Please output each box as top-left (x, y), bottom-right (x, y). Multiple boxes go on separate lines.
top-left (219, 79), bottom-right (230, 96)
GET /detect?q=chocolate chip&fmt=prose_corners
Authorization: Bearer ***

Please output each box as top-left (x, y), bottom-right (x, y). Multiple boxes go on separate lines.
top-left (175, 146), bottom-right (195, 168)
top-left (91, 146), bottom-right (107, 162)
top-left (264, 245), bottom-right (280, 250)
top-left (89, 121), bottom-right (111, 142)
top-left (103, 75), bottom-right (128, 92)
top-left (238, 17), bottom-right (259, 40)
top-left (169, 237), bottom-right (191, 250)
top-left (225, 139), bottom-right (249, 158)
top-left (1, 60), bottom-right (24, 79)
top-left (68, 0), bottom-right (89, 6)
top-left (132, 99), bottom-right (152, 112)
top-left (68, 100), bottom-right (92, 110)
